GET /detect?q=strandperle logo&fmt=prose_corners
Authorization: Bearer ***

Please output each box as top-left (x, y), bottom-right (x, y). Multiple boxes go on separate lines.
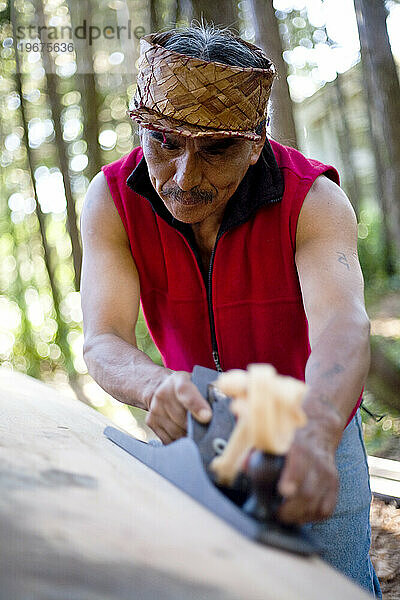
top-left (16, 19), bottom-right (146, 46)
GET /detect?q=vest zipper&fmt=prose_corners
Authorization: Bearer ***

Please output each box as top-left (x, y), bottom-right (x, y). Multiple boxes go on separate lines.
top-left (174, 227), bottom-right (224, 372)
top-left (208, 241), bottom-right (223, 372)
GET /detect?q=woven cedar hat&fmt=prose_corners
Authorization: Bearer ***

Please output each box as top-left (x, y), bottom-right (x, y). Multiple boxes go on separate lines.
top-left (129, 33), bottom-right (276, 141)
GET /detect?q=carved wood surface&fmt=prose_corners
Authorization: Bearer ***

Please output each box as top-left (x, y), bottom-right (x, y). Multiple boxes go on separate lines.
top-left (0, 368), bottom-right (370, 599)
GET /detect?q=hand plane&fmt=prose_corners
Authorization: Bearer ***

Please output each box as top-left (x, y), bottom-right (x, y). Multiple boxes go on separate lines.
top-left (104, 365), bottom-right (317, 556)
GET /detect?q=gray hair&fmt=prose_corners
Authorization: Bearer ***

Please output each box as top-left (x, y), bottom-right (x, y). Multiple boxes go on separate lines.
top-left (151, 23), bottom-right (272, 71)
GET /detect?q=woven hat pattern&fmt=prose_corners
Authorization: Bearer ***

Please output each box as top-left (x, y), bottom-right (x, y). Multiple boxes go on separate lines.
top-left (130, 34), bottom-right (276, 140)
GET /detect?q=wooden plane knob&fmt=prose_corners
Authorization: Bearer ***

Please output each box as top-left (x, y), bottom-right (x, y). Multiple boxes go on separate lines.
top-left (243, 451), bottom-right (285, 522)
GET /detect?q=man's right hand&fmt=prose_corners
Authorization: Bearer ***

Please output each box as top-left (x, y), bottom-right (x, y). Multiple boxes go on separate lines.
top-left (145, 371), bottom-right (213, 444)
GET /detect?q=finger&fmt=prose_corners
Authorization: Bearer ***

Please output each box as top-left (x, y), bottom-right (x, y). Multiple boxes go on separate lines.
top-left (278, 452), bottom-right (316, 524)
top-left (320, 482), bottom-right (339, 519)
top-left (278, 497), bottom-right (304, 524)
top-left (278, 490), bottom-right (318, 524)
top-left (278, 449), bottom-right (306, 499)
top-left (303, 464), bottom-right (338, 521)
top-left (155, 425), bottom-right (175, 445)
top-left (147, 390), bottom-right (186, 432)
top-left (279, 478), bottom-right (333, 524)
top-left (279, 499), bottom-right (319, 525)
top-left (320, 496), bottom-right (336, 520)
top-left (165, 401), bottom-right (188, 432)
top-left (145, 408), bottom-right (177, 443)
top-left (147, 396), bottom-right (187, 440)
top-left (161, 419), bottom-right (187, 442)
top-left (167, 418), bottom-right (187, 436)
top-left (297, 467), bottom-right (321, 519)
top-left (146, 408), bottom-right (185, 444)
top-left (174, 376), bottom-right (212, 423)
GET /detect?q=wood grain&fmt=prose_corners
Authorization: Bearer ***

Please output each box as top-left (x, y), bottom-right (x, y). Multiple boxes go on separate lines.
top-left (369, 455), bottom-right (400, 502)
top-left (0, 368), bottom-right (370, 600)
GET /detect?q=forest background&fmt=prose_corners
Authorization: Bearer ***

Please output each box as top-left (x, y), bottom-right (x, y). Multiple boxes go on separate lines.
top-left (1, 0), bottom-right (400, 457)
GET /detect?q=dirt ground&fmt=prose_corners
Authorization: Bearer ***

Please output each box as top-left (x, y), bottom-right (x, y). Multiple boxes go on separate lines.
top-left (370, 498), bottom-right (400, 599)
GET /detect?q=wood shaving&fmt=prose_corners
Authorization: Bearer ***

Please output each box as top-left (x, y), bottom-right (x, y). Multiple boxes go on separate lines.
top-left (210, 364), bottom-right (307, 485)
top-left (370, 498), bottom-right (400, 599)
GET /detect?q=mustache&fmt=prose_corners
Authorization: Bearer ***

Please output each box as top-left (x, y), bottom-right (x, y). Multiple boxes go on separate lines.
top-left (162, 186), bottom-right (215, 204)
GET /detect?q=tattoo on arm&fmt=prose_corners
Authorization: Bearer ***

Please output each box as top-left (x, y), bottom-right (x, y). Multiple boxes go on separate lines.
top-left (336, 252), bottom-right (350, 270)
top-left (322, 363), bottom-right (345, 379)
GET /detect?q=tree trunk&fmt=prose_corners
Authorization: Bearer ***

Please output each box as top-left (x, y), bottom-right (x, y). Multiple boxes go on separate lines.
top-left (361, 70), bottom-right (396, 276)
top-left (191, 0), bottom-right (238, 29)
top-left (329, 75), bottom-right (361, 216)
top-left (354, 0), bottom-right (400, 265)
top-left (12, 75), bottom-right (74, 375)
top-left (151, 0), bottom-right (180, 31)
top-left (151, 0), bottom-right (162, 32)
top-left (11, 10), bottom-right (75, 376)
top-left (248, 0), bottom-right (297, 148)
top-left (75, 71), bottom-right (102, 184)
top-left (177, 0), bottom-right (194, 25)
top-left (368, 339), bottom-right (400, 414)
top-left (0, 109), bottom-right (40, 378)
top-left (36, 0), bottom-right (83, 291)
top-left (43, 71), bottom-right (83, 291)
top-left (67, 0), bottom-right (103, 183)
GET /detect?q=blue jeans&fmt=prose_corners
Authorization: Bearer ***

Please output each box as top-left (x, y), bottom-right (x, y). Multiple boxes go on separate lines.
top-left (303, 410), bottom-right (382, 598)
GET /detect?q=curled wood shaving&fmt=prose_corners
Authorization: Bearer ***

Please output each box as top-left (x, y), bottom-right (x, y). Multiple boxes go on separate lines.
top-left (210, 364), bottom-right (307, 485)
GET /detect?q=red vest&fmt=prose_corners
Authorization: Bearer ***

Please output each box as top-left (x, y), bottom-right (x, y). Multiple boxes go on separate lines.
top-left (102, 139), bottom-right (362, 423)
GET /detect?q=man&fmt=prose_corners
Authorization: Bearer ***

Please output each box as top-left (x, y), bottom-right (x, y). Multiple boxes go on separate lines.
top-left (81, 25), bottom-right (381, 597)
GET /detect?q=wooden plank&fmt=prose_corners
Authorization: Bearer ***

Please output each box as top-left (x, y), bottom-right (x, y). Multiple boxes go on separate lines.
top-left (0, 368), bottom-right (370, 600)
top-left (368, 455), bottom-right (400, 502)
top-left (368, 455), bottom-right (400, 482)
top-left (370, 475), bottom-right (400, 502)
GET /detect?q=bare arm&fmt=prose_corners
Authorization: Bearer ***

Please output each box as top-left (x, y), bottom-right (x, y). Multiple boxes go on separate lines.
top-left (278, 175), bottom-right (370, 524)
top-left (296, 175), bottom-right (370, 428)
top-left (81, 171), bottom-right (211, 442)
top-left (81, 171), bottom-right (165, 411)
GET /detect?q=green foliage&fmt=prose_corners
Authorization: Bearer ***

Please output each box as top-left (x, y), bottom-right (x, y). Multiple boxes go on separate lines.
top-left (362, 391), bottom-right (400, 459)
top-left (135, 309), bottom-right (163, 366)
top-left (0, 0), bottom-right (163, 383)
top-left (358, 206), bottom-right (390, 286)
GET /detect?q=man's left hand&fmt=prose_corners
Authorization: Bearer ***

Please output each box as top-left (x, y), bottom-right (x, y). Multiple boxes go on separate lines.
top-left (277, 417), bottom-right (341, 524)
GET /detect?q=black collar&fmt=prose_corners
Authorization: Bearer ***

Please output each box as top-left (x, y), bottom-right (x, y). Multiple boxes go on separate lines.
top-left (126, 137), bottom-right (284, 240)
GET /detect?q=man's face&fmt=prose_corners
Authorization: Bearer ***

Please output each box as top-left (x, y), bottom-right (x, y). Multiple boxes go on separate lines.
top-left (140, 127), bottom-right (265, 224)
